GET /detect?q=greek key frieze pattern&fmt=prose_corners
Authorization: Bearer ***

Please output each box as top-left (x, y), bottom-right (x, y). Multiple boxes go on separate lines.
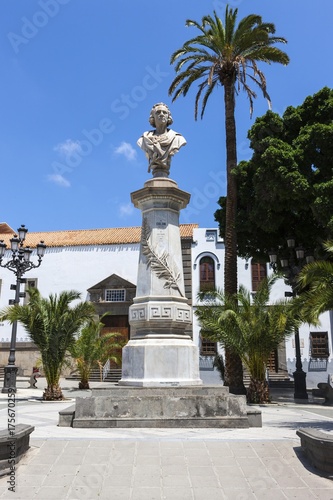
top-left (130, 304), bottom-right (191, 323)
top-left (150, 306), bottom-right (172, 318)
top-left (176, 308), bottom-right (191, 321)
top-left (130, 307), bottom-right (146, 320)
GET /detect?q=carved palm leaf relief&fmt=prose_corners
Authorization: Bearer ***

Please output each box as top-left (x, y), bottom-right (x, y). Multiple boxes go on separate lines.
top-left (141, 218), bottom-right (184, 297)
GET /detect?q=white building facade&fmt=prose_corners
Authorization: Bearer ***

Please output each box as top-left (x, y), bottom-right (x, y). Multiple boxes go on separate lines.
top-left (0, 223), bottom-right (332, 388)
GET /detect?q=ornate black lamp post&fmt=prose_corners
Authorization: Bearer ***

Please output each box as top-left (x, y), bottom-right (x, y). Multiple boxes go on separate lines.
top-left (0, 225), bottom-right (46, 393)
top-left (269, 237), bottom-right (314, 400)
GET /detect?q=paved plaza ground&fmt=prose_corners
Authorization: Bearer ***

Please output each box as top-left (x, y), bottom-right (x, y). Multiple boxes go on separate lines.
top-left (0, 377), bottom-right (333, 499)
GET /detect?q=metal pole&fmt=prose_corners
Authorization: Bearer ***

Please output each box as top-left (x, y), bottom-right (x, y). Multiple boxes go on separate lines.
top-left (293, 324), bottom-right (308, 399)
top-left (1, 273), bottom-right (21, 393)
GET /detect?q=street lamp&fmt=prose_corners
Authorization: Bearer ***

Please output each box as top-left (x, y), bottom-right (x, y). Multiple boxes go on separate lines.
top-left (0, 225), bottom-right (46, 393)
top-left (269, 237), bottom-right (314, 400)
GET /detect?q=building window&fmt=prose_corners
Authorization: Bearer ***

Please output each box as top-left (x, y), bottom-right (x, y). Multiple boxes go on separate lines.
top-left (200, 335), bottom-right (217, 356)
top-left (251, 260), bottom-right (267, 291)
top-left (199, 256), bottom-right (215, 291)
top-left (205, 230), bottom-right (216, 242)
top-left (310, 332), bottom-right (329, 358)
top-left (105, 289), bottom-right (126, 302)
top-left (24, 278), bottom-right (38, 304)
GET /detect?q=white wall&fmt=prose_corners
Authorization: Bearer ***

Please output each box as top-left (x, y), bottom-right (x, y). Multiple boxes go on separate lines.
top-left (0, 243), bottom-right (140, 342)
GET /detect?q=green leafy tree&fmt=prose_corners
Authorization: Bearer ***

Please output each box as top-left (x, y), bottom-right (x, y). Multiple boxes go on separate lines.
top-left (215, 87), bottom-right (333, 262)
top-left (1, 288), bottom-right (94, 400)
top-left (169, 6), bottom-right (289, 393)
top-left (69, 315), bottom-right (125, 389)
top-left (296, 241), bottom-right (333, 320)
top-left (195, 276), bottom-right (298, 403)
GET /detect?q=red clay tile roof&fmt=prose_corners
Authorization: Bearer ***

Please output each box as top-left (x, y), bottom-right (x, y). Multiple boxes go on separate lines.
top-left (0, 224), bottom-right (198, 249)
top-left (0, 223), bottom-right (14, 234)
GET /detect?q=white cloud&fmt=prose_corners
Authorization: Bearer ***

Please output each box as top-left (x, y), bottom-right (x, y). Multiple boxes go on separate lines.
top-left (119, 203), bottom-right (134, 217)
top-left (114, 141), bottom-right (137, 161)
top-left (54, 139), bottom-right (82, 158)
top-left (47, 174), bottom-right (71, 188)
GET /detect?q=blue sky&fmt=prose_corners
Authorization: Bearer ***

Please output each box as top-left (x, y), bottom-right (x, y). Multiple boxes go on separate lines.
top-left (1, 0), bottom-right (332, 233)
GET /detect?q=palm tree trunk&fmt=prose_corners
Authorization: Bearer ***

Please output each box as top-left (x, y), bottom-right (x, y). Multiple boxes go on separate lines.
top-left (223, 78), bottom-right (246, 395)
top-left (43, 384), bottom-right (64, 401)
top-left (224, 80), bottom-right (238, 297)
top-left (247, 378), bottom-right (270, 404)
top-left (79, 380), bottom-right (90, 390)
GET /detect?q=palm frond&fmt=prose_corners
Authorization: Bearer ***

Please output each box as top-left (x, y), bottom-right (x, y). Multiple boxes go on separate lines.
top-left (195, 277), bottom-right (297, 383)
top-left (1, 288), bottom-right (95, 398)
top-left (169, 6), bottom-right (289, 119)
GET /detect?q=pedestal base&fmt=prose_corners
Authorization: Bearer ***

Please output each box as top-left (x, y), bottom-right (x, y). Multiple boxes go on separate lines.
top-left (68, 386), bottom-right (261, 428)
top-left (1, 365), bottom-right (18, 393)
top-left (293, 369), bottom-right (308, 400)
top-left (119, 338), bottom-right (202, 387)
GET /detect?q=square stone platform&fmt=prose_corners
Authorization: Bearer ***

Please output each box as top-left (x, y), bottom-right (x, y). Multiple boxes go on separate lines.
top-left (62, 385), bottom-right (261, 428)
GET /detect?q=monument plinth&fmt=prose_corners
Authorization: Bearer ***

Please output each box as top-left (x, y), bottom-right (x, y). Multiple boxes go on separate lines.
top-left (120, 177), bottom-right (202, 386)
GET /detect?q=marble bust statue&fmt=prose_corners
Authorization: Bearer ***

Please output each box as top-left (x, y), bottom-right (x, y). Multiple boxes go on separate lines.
top-left (137, 103), bottom-right (186, 177)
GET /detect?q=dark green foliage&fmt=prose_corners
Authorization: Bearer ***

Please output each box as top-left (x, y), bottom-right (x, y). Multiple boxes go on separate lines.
top-left (215, 87), bottom-right (333, 262)
top-left (213, 353), bottom-right (225, 381)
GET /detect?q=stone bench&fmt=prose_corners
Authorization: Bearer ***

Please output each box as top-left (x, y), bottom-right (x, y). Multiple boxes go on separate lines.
top-left (0, 424), bottom-right (34, 475)
top-left (312, 374), bottom-right (333, 405)
top-left (297, 428), bottom-right (333, 475)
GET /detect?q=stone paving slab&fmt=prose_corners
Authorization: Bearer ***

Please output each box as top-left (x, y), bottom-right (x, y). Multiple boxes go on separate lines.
top-left (0, 438), bottom-right (332, 499)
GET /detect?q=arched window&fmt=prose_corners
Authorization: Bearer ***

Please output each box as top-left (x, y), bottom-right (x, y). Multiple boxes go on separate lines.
top-left (251, 259), bottom-right (267, 291)
top-left (199, 256), bottom-right (215, 291)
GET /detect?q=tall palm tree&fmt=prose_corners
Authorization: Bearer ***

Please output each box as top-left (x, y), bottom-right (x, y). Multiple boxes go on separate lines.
top-left (69, 315), bottom-right (125, 389)
top-left (297, 241), bottom-right (333, 320)
top-left (196, 276), bottom-right (298, 403)
top-left (169, 6), bottom-right (289, 393)
top-left (1, 288), bottom-right (95, 400)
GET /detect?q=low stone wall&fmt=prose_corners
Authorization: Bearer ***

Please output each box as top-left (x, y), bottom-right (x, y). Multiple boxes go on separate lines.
top-left (0, 343), bottom-right (40, 376)
top-left (0, 343), bottom-right (73, 377)
top-left (296, 427), bottom-right (333, 475)
top-left (0, 424), bottom-right (34, 476)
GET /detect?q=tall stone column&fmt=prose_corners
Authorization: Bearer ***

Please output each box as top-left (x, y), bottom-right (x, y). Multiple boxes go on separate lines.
top-left (119, 177), bottom-right (202, 386)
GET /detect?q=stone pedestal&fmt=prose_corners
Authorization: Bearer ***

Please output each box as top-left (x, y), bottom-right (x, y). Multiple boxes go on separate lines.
top-left (121, 338), bottom-right (200, 387)
top-left (119, 177), bottom-right (202, 387)
top-left (70, 386), bottom-right (257, 428)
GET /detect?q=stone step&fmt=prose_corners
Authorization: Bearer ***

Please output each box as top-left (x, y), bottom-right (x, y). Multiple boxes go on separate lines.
top-left (243, 369), bottom-right (294, 388)
top-left (104, 369), bottom-right (122, 383)
top-left (66, 368), bottom-right (122, 383)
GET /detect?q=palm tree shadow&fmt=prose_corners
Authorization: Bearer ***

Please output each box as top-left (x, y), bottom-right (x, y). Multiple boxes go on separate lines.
top-left (270, 419), bottom-right (333, 432)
